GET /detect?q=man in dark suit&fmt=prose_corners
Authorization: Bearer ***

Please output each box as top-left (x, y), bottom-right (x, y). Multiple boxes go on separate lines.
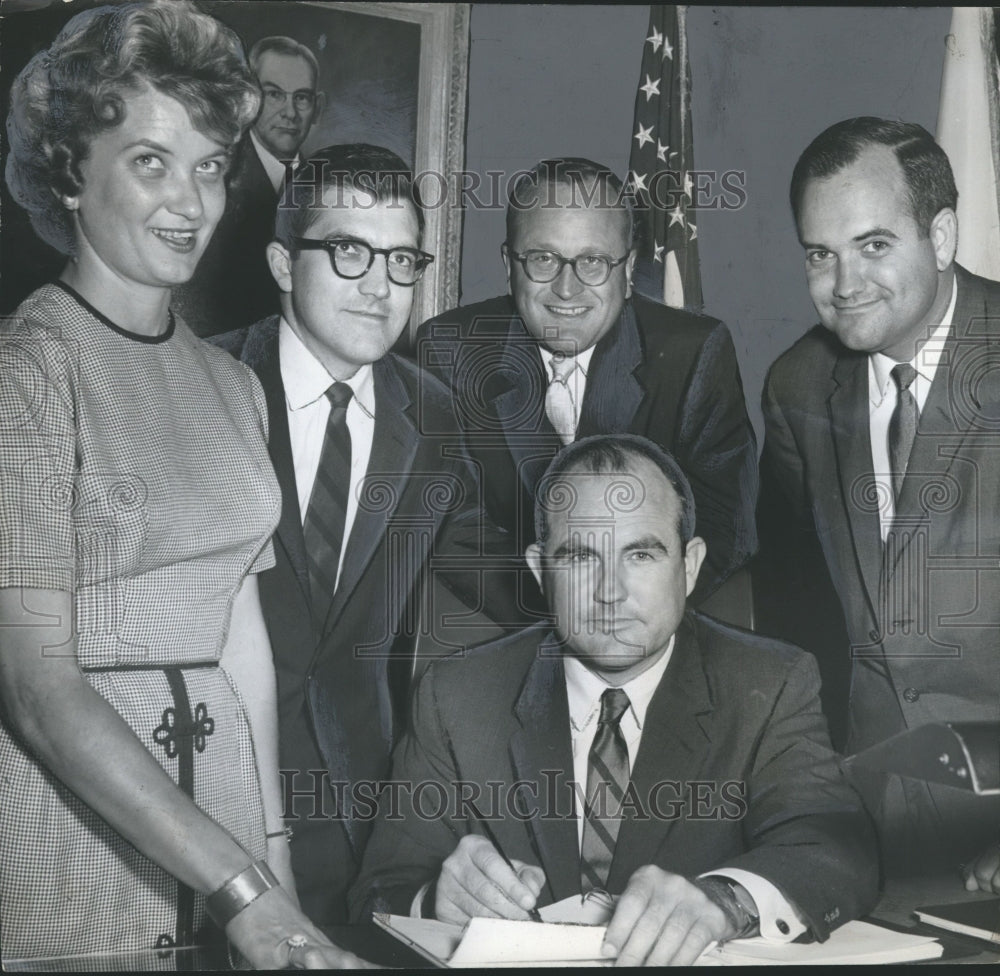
top-left (351, 435), bottom-right (878, 964)
top-left (415, 158), bottom-right (757, 609)
top-left (755, 118), bottom-right (1000, 886)
top-left (215, 144), bottom-right (501, 925)
top-left (174, 36), bottom-right (323, 337)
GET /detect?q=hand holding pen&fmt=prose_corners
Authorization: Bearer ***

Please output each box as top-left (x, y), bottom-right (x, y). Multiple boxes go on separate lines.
top-left (473, 811), bottom-right (544, 922)
top-left (433, 831), bottom-right (547, 926)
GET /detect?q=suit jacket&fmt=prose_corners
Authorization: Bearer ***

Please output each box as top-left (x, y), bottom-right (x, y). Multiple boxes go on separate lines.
top-left (215, 316), bottom-right (503, 923)
top-left (349, 611), bottom-right (877, 939)
top-left (172, 135), bottom-right (281, 338)
top-left (415, 294), bottom-right (758, 604)
top-left (755, 266), bottom-right (1000, 866)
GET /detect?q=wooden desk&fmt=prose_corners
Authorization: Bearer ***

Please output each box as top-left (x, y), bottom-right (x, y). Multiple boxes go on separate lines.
top-left (0, 923), bottom-right (422, 971)
top-left (4, 878), bottom-right (997, 969)
top-left (870, 875), bottom-right (999, 965)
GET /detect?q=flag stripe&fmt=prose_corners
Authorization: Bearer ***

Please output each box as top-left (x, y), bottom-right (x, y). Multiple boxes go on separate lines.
top-left (627, 4), bottom-right (704, 310)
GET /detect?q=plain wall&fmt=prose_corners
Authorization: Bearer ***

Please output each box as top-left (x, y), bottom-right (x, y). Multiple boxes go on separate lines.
top-left (461, 4), bottom-right (953, 440)
top-left (460, 4), bottom-right (650, 301)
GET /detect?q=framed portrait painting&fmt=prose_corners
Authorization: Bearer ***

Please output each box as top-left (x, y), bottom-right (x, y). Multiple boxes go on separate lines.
top-left (201, 1), bottom-right (471, 330)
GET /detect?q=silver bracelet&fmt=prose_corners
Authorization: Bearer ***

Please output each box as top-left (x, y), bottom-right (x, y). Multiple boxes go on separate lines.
top-left (205, 860), bottom-right (279, 929)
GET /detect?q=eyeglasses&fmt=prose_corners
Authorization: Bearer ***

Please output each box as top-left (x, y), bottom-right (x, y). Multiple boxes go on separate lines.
top-left (291, 237), bottom-right (434, 286)
top-left (261, 85), bottom-right (317, 113)
top-left (503, 244), bottom-right (630, 286)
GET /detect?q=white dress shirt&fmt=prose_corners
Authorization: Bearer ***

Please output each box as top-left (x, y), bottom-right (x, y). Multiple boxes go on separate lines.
top-left (249, 128), bottom-right (300, 194)
top-left (868, 279), bottom-right (956, 538)
top-left (279, 317), bottom-right (375, 590)
top-left (537, 344), bottom-right (597, 433)
top-left (564, 650), bottom-right (805, 943)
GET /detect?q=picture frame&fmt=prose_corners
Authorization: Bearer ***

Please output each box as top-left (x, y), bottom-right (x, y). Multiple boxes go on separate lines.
top-left (316, 1), bottom-right (471, 330)
top-left (203, 0), bottom-right (471, 331)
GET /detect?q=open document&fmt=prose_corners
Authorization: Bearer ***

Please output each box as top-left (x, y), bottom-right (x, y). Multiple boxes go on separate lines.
top-left (373, 891), bottom-right (614, 967)
top-left (373, 894), bottom-right (943, 967)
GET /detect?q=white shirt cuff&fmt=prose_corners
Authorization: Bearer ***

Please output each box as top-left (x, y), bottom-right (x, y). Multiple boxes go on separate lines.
top-left (699, 867), bottom-right (806, 942)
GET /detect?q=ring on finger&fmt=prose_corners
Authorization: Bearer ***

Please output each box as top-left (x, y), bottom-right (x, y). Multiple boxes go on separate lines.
top-left (282, 933), bottom-right (309, 967)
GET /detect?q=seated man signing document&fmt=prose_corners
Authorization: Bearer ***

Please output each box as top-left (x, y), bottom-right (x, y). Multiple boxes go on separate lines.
top-left (350, 435), bottom-right (878, 965)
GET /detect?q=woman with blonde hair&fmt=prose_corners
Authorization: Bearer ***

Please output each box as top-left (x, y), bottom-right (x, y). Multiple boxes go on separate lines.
top-left (1, 1), bottom-right (365, 967)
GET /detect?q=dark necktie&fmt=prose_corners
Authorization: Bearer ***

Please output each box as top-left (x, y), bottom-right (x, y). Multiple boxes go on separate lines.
top-left (888, 363), bottom-right (918, 502)
top-left (279, 159), bottom-right (296, 197)
top-left (303, 382), bottom-right (353, 627)
top-left (580, 687), bottom-right (631, 892)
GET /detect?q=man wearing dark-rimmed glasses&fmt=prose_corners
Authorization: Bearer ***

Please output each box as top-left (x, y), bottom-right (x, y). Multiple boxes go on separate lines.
top-left (173, 35), bottom-right (323, 337)
top-left (214, 143), bottom-right (503, 928)
top-left (417, 157), bottom-right (758, 615)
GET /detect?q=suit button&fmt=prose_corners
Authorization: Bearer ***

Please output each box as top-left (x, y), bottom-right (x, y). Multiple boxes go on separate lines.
top-left (903, 687), bottom-right (920, 703)
top-left (776, 919), bottom-right (790, 935)
top-left (868, 629), bottom-right (880, 642)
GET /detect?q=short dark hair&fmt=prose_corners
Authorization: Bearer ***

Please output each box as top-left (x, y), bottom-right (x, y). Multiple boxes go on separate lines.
top-left (789, 117), bottom-right (958, 234)
top-left (534, 434), bottom-right (696, 548)
top-left (506, 157), bottom-right (638, 250)
top-left (248, 35), bottom-right (320, 87)
top-left (275, 143), bottom-right (425, 245)
top-left (5, 0), bottom-right (259, 255)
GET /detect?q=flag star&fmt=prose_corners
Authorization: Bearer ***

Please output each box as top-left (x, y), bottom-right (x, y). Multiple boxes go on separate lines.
top-left (668, 204), bottom-right (686, 228)
top-left (653, 242), bottom-right (664, 263)
top-left (656, 140), bottom-right (669, 163)
top-left (640, 74), bottom-right (661, 102)
top-left (683, 172), bottom-right (694, 198)
top-left (663, 37), bottom-right (674, 60)
top-left (633, 123), bottom-right (654, 149)
top-left (689, 223), bottom-right (698, 241)
top-left (646, 26), bottom-right (663, 52)
top-left (629, 171), bottom-right (649, 193)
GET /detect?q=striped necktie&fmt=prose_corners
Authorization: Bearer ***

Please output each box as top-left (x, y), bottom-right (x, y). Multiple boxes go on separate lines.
top-left (580, 687), bottom-right (631, 892)
top-left (303, 382), bottom-right (353, 627)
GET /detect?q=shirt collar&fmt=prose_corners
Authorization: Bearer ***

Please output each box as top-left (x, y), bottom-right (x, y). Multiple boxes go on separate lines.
top-left (868, 275), bottom-right (957, 405)
top-left (278, 316), bottom-right (375, 417)
top-left (538, 343), bottom-right (597, 378)
top-left (564, 636), bottom-right (674, 734)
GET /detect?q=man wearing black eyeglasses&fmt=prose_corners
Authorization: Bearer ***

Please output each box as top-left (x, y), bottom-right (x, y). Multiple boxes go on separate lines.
top-left (416, 158), bottom-right (758, 614)
top-left (214, 144), bottom-right (505, 928)
top-left (173, 36), bottom-right (323, 337)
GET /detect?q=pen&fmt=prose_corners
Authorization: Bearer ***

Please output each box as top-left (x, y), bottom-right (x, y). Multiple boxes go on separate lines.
top-left (470, 810), bottom-right (543, 922)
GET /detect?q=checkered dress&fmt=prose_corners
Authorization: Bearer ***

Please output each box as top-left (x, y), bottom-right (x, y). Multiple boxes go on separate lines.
top-left (0, 284), bottom-right (281, 959)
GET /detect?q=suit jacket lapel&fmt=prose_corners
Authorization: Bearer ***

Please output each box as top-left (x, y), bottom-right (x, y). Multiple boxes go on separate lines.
top-left (828, 352), bottom-right (883, 617)
top-left (322, 357), bottom-right (418, 634)
top-left (309, 359), bottom-right (417, 853)
top-left (231, 133), bottom-right (278, 210)
top-left (607, 615), bottom-right (713, 890)
top-left (510, 637), bottom-right (581, 903)
top-left (492, 317), bottom-right (561, 494)
top-left (578, 301), bottom-right (645, 437)
top-left (241, 318), bottom-right (310, 598)
top-left (893, 269), bottom-right (987, 528)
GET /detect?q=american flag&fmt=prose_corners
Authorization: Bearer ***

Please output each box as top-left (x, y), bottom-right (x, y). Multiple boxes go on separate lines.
top-left (627, 5), bottom-right (703, 311)
top-left (936, 6), bottom-right (1000, 281)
